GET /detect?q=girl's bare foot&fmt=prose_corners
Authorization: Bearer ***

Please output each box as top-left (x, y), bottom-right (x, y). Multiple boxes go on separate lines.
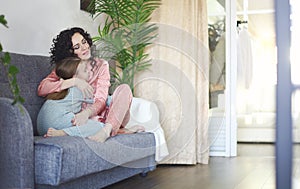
top-left (88, 123), bottom-right (112, 143)
top-left (44, 128), bottom-right (67, 137)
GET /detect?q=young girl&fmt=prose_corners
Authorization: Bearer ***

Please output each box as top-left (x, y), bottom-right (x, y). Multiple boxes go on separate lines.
top-left (38, 27), bottom-right (143, 142)
top-left (37, 57), bottom-right (105, 138)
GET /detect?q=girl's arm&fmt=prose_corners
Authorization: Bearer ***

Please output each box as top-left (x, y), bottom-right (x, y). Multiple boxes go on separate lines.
top-left (70, 58), bottom-right (111, 126)
top-left (74, 59), bottom-right (111, 122)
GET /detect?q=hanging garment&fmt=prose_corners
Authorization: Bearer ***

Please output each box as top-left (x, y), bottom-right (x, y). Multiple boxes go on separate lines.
top-left (237, 28), bottom-right (253, 89)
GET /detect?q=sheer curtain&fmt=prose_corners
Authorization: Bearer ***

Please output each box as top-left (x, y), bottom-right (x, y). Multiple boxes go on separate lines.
top-left (134, 0), bottom-right (209, 164)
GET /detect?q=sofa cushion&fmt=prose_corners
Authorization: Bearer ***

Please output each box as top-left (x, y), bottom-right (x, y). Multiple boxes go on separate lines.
top-left (34, 133), bottom-right (156, 186)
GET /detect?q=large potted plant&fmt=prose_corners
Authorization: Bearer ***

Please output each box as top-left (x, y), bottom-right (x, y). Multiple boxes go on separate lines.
top-left (88, 0), bottom-right (161, 94)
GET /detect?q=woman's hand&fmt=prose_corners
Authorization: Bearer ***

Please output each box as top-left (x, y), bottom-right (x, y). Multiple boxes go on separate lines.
top-left (72, 110), bottom-right (90, 126)
top-left (74, 78), bottom-right (94, 98)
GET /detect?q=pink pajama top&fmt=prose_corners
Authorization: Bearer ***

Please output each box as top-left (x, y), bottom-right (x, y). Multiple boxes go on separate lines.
top-left (37, 58), bottom-right (111, 120)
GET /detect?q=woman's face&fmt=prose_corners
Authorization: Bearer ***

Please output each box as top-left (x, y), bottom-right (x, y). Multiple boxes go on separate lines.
top-left (71, 32), bottom-right (91, 60)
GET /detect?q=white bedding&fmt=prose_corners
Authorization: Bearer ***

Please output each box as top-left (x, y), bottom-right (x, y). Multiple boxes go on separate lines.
top-left (125, 97), bottom-right (169, 162)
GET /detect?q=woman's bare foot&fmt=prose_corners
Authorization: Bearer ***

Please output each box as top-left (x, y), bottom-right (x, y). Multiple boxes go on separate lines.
top-left (88, 123), bottom-right (112, 143)
top-left (44, 128), bottom-right (67, 137)
top-left (118, 125), bottom-right (145, 134)
top-left (128, 125), bottom-right (145, 133)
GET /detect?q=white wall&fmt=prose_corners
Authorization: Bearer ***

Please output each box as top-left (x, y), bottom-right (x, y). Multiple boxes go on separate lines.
top-left (0, 0), bottom-right (103, 56)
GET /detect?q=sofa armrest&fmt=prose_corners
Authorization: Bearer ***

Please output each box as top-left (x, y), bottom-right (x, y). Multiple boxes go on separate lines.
top-left (0, 97), bottom-right (34, 189)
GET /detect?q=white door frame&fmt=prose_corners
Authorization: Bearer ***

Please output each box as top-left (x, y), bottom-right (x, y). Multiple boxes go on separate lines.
top-left (225, 0), bottom-right (237, 157)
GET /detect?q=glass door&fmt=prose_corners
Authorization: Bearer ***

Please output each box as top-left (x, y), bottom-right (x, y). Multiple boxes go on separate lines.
top-left (207, 0), bottom-right (237, 156)
top-left (207, 0), bottom-right (227, 156)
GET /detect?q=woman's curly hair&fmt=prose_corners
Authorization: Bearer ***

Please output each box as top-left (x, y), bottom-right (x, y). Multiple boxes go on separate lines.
top-left (49, 27), bottom-right (93, 65)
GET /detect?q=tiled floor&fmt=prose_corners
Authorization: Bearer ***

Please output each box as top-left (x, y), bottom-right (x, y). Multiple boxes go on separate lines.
top-left (104, 143), bottom-right (300, 189)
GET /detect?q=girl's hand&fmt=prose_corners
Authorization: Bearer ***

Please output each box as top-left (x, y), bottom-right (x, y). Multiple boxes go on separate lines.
top-left (72, 110), bottom-right (89, 126)
top-left (75, 78), bottom-right (94, 98)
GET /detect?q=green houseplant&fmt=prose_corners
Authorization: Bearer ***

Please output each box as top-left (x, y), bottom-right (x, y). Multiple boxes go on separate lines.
top-left (0, 15), bottom-right (24, 105)
top-left (88, 0), bottom-right (161, 94)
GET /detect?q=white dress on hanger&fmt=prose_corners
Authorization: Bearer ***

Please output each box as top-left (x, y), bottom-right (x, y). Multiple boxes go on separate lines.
top-left (237, 27), bottom-right (253, 90)
top-left (236, 27), bottom-right (253, 114)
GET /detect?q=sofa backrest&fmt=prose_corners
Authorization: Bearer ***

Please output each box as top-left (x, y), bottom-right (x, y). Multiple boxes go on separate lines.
top-left (0, 52), bottom-right (52, 135)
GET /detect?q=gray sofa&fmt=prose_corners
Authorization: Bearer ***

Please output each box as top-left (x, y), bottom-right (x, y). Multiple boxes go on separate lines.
top-left (0, 52), bottom-right (156, 189)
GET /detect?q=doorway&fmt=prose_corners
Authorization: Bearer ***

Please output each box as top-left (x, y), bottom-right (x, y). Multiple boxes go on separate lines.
top-left (207, 0), bottom-right (277, 156)
top-left (235, 0), bottom-right (277, 142)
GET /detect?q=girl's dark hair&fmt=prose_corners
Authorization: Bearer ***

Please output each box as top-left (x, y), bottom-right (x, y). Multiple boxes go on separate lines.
top-left (49, 27), bottom-right (93, 65)
top-left (46, 57), bottom-right (82, 100)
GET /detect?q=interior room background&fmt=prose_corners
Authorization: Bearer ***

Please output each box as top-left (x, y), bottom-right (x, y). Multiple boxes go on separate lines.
top-left (0, 0), bottom-right (210, 164)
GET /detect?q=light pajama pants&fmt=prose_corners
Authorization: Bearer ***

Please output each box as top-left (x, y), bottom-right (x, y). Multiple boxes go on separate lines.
top-left (105, 84), bottom-right (133, 136)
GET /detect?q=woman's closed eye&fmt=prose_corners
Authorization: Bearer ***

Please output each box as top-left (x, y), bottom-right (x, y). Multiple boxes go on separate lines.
top-left (72, 39), bottom-right (87, 51)
top-left (73, 44), bottom-right (80, 50)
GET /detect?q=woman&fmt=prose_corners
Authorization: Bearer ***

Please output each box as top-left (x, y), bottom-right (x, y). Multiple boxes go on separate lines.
top-left (38, 27), bottom-right (143, 142)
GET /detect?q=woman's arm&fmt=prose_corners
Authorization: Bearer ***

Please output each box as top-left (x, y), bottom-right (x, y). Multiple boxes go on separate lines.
top-left (37, 69), bottom-right (93, 98)
top-left (37, 69), bottom-right (63, 97)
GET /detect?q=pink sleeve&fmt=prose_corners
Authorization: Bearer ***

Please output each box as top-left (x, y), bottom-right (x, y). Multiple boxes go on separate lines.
top-left (37, 69), bottom-right (63, 97)
top-left (88, 58), bottom-right (111, 116)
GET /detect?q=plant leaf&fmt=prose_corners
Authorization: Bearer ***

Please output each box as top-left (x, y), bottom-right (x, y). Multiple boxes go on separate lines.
top-left (91, 0), bottom-right (160, 92)
top-left (8, 65), bottom-right (19, 75)
top-left (0, 15), bottom-right (8, 28)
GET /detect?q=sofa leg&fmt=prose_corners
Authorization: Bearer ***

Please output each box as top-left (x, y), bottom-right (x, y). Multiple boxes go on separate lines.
top-left (139, 172), bottom-right (148, 177)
